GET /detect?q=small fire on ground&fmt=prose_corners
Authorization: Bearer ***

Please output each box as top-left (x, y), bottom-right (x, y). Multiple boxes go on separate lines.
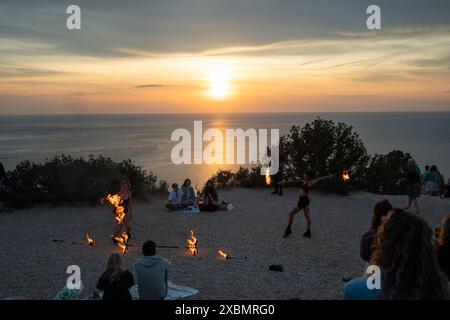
top-left (187, 230), bottom-right (198, 256)
top-left (218, 250), bottom-right (229, 259)
top-left (86, 234), bottom-right (94, 246)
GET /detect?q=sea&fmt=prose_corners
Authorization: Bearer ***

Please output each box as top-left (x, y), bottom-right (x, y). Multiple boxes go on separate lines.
top-left (0, 112), bottom-right (449, 185)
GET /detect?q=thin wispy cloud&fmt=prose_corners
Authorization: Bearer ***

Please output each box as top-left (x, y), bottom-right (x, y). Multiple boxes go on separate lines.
top-left (134, 84), bottom-right (165, 89)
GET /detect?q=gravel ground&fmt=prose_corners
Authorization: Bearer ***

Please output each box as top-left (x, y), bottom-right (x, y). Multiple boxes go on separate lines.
top-left (0, 188), bottom-right (449, 300)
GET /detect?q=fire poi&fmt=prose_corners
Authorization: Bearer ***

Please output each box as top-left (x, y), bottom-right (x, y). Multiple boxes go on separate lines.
top-left (342, 170), bottom-right (350, 182)
top-left (187, 230), bottom-right (198, 256)
top-left (265, 167), bottom-right (271, 186)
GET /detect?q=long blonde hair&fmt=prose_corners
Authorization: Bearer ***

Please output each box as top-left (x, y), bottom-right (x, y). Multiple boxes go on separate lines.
top-left (438, 213), bottom-right (450, 247)
top-left (371, 209), bottom-right (448, 300)
top-left (103, 253), bottom-right (123, 283)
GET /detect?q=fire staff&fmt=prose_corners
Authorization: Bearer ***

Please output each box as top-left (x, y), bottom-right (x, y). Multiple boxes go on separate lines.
top-left (283, 171), bottom-right (333, 239)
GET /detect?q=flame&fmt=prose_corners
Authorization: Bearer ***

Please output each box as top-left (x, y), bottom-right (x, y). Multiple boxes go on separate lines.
top-left (113, 232), bottom-right (129, 254)
top-left (342, 170), bottom-right (350, 182)
top-left (218, 250), bottom-right (229, 259)
top-left (187, 230), bottom-right (198, 256)
top-left (86, 233), bottom-right (94, 246)
top-left (265, 167), bottom-right (271, 186)
top-left (106, 194), bottom-right (126, 224)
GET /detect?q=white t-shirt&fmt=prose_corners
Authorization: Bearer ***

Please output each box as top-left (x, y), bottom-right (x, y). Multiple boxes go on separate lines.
top-left (168, 189), bottom-right (183, 205)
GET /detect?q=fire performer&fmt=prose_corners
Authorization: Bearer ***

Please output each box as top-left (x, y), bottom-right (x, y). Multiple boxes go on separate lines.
top-left (105, 179), bottom-right (133, 243)
top-left (283, 171), bottom-right (333, 238)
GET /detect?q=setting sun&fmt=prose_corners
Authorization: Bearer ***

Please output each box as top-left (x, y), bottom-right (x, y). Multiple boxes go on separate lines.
top-left (207, 66), bottom-right (232, 100)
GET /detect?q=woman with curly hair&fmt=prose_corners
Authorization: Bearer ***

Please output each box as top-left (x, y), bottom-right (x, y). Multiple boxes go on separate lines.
top-left (345, 209), bottom-right (449, 300)
top-left (436, 213), bottom-right (450, 279)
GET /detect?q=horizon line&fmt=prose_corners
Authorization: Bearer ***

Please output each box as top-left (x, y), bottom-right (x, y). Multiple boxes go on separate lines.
top-left (1, 110), bottom-right (450, 116)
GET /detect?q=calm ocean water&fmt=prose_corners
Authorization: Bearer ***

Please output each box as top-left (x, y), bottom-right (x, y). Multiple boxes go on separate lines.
top-left (0, 113), bottom-right (449, 185)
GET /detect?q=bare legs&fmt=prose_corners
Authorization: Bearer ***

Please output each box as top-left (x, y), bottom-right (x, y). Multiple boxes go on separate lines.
top-left (405, 196), bottom-right (420, 214)
top-left (284, 205), bottom-right (312, 238)
top-left (288, 206), bottom-right (300, 225)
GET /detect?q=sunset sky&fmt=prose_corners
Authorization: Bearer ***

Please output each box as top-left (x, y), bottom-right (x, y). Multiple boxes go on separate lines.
top-left (0, 0), bottom-right (449, 114)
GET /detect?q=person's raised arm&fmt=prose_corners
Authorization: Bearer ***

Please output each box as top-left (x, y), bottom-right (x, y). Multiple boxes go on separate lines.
top-left (309, 174), bottom-right (334, 187)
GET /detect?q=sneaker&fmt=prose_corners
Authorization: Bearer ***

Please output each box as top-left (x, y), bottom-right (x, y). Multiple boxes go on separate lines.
top-left (283, 226), bottom-right (292, 238)
top-left (303, 229), bottom-right (311, 238)
top-left (271, 191), bottom-right (278, 195)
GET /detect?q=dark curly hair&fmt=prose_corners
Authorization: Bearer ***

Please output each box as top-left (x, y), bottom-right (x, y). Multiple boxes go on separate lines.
top-left (371, 209), bottom-right (448, 300)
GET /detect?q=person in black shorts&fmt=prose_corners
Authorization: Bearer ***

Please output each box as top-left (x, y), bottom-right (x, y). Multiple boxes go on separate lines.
top-left (283, 171), bottom-right (332, 238)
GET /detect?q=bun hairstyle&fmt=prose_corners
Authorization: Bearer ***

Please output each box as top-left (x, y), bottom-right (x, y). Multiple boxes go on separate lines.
top-left (371, 199), bottom-right (393, 231)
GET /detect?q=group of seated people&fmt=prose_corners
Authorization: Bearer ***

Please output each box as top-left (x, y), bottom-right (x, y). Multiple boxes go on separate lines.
top-left (345, 199), bottom-right (450, 299)
top-left (166, 179), bottom-right (228, 212)
top-left (96, 240), bottom-right (171, 300)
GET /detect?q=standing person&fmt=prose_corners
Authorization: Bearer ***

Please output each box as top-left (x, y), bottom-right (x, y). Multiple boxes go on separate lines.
top-left (360, 199), bottom-right (393, 263)
top-left (421, 165), bottom-right (430, 193)
top-left (166, 183), bottom-right (185, 211)
top-left (283, 171), bottom-right (332, 238)
top-left (445, 178), bottom-right (450, 198)
top-left (109, 179), bottom-right (133, 242)
top-left (0, 163), bottom-right (11, 212)
top-left (344, 209), bottom-right (448, 300)
top-left (404, 159), bottom-right (421, 214)
top-left (424, 165), bottom-right (441, 196)
top-left (181, 179), bottom-right (196, 206)
top-left (436, 213), bottom-right (450, 280)
top-left (96, 253), bottom-right (134, 300)
top-left (271, 156), bottom-right (285, 196)
top-left (134, 240), bottom-right (172, 300)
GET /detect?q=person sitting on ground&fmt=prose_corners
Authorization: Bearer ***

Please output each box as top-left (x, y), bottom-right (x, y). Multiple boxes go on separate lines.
top-left (134, 240), bottom-right (172, 300)
top-left (96, 253), bottom-right (134, 300)
top-left (360, 199), bottom-right (392, 263)
top-left (181, 179), bottom-right (196, 206)
top-left (436, 213), bottom-right (450, 280)
top-left (344, 209), bottom-right (448, 300)
top-left (166, 183), bottom-right (185, 211)
top-left (198, 180), bottom-right (226, 212)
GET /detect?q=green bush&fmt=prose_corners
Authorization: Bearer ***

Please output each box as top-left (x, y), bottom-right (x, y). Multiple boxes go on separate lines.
top-left (360, 150), bottom-right (411, 195)
top-left (283, 118), bottom-right (369, 193)
top-left (211, 169), bottom-right (234, 188)
top-left (6, 155), bottom-right (166, 208)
